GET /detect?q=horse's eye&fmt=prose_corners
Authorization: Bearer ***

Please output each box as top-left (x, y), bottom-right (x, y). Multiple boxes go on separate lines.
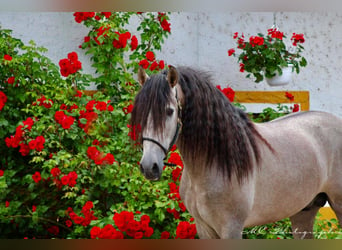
top-left (166, 108), bottom-right (174, 116)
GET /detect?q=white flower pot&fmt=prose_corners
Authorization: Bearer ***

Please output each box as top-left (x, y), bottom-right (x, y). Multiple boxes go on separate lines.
top-left (265, 66), bottom-right (293, 86)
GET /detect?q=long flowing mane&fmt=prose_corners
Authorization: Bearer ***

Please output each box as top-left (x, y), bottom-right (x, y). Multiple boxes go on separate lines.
top-left (131, 66), bottom-right (267, 182)
top-left (131, 72), bottom-right (172, 138)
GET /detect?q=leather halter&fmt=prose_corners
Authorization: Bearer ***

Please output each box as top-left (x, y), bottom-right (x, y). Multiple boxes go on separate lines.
top-left (142, 88), bottom-right (182, 166)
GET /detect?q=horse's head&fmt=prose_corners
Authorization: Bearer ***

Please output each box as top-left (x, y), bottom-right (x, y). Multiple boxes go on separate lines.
top-left (131, 66), bottom-right (182, 181)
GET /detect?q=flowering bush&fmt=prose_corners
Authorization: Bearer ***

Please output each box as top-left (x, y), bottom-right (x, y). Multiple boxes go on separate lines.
top-left (78, 12), bottom-right (170, 99)
top-left (228, 28), bottom-right (307, 82)
top-left (0, 13), bottom-right (197, 239)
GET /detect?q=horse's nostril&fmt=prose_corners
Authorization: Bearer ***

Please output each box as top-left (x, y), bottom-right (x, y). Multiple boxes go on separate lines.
top-left (152, 163), bottom-right (159, 177)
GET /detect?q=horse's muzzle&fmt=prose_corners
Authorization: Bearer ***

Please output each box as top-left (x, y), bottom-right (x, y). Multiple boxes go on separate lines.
top-left (139, 162), bottom-right (161, 181)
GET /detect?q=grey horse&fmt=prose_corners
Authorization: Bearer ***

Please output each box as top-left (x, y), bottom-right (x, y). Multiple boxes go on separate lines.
top-left (131, 66), bottom-right (342, 239)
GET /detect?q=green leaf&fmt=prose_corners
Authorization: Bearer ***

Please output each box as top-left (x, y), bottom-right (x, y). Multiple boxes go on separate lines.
top-left (0, 118), bottom-right (9, 127)
top-left (0, 178), bottom-right (8, 189)
top-left (254, 73), bottom-right (264, 83)
top-left (300, 57), bottom-right (307, 67)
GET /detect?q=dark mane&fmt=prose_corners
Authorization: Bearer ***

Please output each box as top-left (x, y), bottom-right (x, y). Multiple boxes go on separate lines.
top-left (131, 66), bottom-right (266, 182)
top-left (131, 72), bottom-right (172, 139)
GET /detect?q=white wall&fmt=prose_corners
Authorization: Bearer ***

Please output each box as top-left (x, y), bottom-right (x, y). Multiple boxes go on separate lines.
top-left (1, 12), bottom-right (342, 116)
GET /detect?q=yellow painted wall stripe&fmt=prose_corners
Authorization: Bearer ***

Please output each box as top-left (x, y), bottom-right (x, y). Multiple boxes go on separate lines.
top-left (235, 91), bottom-right (310, 111)
top-left (86, 90), bottom-right (310, 111)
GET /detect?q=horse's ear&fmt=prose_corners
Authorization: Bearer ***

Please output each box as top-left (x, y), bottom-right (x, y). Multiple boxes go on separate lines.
top-left (167, 65), bottom-right (178, 88)
top-left (138, 66), bottom-right (149, 86)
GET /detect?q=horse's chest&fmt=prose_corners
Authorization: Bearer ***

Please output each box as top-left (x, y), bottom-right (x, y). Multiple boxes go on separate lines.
top-left (179, 173), bottom-right (230, 220)
top-left (179, 174), bottom-right (205, 218)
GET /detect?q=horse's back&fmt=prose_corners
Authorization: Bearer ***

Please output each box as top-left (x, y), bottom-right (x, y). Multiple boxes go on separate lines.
top-left (261, 111), bottom-right (342, 148)
top-left (247, 111), bottom-right (342, 226)
top-left (258, 110), bottom-right (342, 186)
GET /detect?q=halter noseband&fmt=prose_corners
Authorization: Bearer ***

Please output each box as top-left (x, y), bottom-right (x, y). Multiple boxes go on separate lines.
top-left (141, 88), bottom-right (182, 166)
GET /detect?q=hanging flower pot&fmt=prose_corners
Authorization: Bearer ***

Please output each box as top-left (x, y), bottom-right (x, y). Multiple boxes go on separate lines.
top-left (228, 28), bottom-right (307, 83)
top-left (265, 65), bottom-right (293, 86)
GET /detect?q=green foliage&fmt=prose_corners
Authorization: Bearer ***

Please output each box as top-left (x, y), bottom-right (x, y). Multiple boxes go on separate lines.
top-left (0, 13), bottom-right (193, 239)
top-left (243, 218), bottom-right (293, 239)
top-left (313, 213), bottom-right (342, 239)
top-left (249, 104), bottom-right (290, 123)
top-left (243, 213), bottom-right (342, 239)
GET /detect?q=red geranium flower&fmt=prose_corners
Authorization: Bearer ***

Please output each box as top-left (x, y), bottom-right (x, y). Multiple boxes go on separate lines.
top-left (68, 51), bottom-right (78, 62)
top-left (95, 101), bottom-right (107, 111)
top-left (139, 59), bottom-right (149, 69)
top-left (51, 167), bottom-right (61, 177)
top-left (65, 220), bottom-right (73, 228)
top-left (237, 37), bottom-right (246, 49)
top-left (146, 51), bottom-right (155, 62)
top-left (32, 172), bottom-right (41, 183)
top-left (160, 19), bottom-right (171, 32)
top-left (268, 28), bottom-right (284, 40)
top-left (134, 232), bottom-right (144, 239)
top-left (47, 226), bottom-right (59, 236)
top-left (90, 226), bottom-right (101, 239)
top-left (285, 92), bottom-right (295, 101)
top-left (0, 91), bottom-right (8, 111)
top-left (249, 36), bottom-right (264, 47)
top-left (101, 12), bottom-right (112, 18)
top-left (239, 63), bottom-right (245, 72)
top-left (292, 104), bottom-right (300, 113)
top-left (7, 76), bottom-right (15, 84)
top-left (61, 175), bottom-right (69, 186)
top-left (144, 227), bottom-right (154, 238)
top-left (54, 111), bottom-right (75, 129)
top-left (102, 153), bottom-right (115, 165)
top-left (159, 60), bottom-right (165, 69)
top-left (4, 54), bottom-right (12, 61)
top-left (171, 166), bottom-right (182, 182)
top-left (149, 61), bottom-right (159, 71)
top-left (28, 139), bottom-right (37, 150)
top-left (131, 35), bottom-right (138, 51)
top-left (123, 104), bottom-right (134, 114)
top-left (113, 31), bottom-right (131, 49)
top-left (75, 90), bottom-right (83, 97)
top-left (168, 152), bottom-right (184, 168)
top-left (85, 100), bottom-right (97, 112)
top-left (176, 221), bottom-right (197, 239)
top-left (59, 52), bottom-right (82, 77)
top-left (61, 171), bottom-right (78, 187)
top-left (59, 58), bottom-right (70, 68)
top-left (161, 231), bottom-right (170, 239)
top-left (19, 143), bottom-right (30, 156)
top-left (291, 33), bottom-right (305, 46)
top-left (82, 201), bottom-right (94, 212)
top-left (216, 85), bottom-right (235, 102)
top-left (228, 48), bottom-right (235, 56)
top-left (73, 12), bottom-right (95, 23)
top-left (23, 117), bottom-right (35, 130)
top-left (127, 124), bottom-right (141, 141)
top-left (107, 105), bottom-right (114, 111)
top-left (79, 110), bottom-right (98, 133)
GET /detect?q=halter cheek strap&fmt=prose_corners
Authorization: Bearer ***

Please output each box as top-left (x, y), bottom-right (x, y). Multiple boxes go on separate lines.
top-left (141, 88), bottom-right (182, 167)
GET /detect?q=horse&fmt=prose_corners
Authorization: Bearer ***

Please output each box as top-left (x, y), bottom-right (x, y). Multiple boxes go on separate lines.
top-left (130, 65), bottom-right (342, 239)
